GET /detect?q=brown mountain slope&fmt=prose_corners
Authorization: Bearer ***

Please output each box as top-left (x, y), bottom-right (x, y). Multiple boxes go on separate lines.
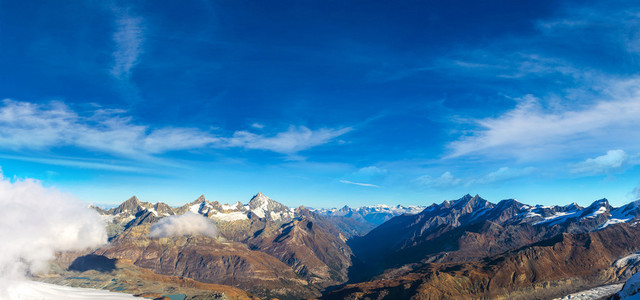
top-left (325, 223), bottom-right (640, 300)
top-left (95, 223), bottom-right (318, 298)
top-left (41, 255), bottom-right (257, 300)
top-left (250, 207), bottom-right (353, 287)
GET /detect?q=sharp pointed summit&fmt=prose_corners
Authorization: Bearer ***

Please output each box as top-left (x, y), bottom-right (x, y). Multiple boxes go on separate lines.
top-left (248, 192), bottom-right (294, 221)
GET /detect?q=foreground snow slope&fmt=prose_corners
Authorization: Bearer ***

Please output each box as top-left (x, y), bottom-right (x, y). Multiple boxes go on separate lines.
top-left (6, 280), bottom-right (138, 300)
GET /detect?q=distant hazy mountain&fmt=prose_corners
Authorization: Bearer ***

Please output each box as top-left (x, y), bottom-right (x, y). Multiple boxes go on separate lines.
top-left (312, 203), bottom-right (426, 237)
top-left (313, 204), bottom-right (426, 225)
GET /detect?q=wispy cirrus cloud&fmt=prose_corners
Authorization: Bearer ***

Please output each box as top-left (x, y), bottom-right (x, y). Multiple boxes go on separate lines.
top-left (0, 154), bottom-right (147, 173)
top-left (446, 86), bottom-right (640, 161)
top-left (339, 166), bottom-right (387, 188)
top-left (339, 180), bottom-right (378, 187)
top-left (225, 126), bottom-right (352, 154)
top-left (416, 166), bottom-right (536, 190)
top-left (110, 9), bottom-right (145, 80)
top-left (571, 149), bottom-right (639, 175)
top-left (0, 99), bottom-right (218, 158)
top-left (415, 171), bottom-right (462, 189)
top-left (0, 99), bottom-right (351, 162)
top-left (472, 166), bottom-right (536, 184)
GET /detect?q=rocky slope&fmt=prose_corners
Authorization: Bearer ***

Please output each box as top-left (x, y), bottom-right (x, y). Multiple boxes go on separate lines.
top-left (250, 207), bottom-right (353, 287)
top-left (349, 194), bottom-right (635, 280)
top-left (41, 252), bottom-right (257, 300)
top-left (91, 192), bottom-right (354, 297)
top-left (326, 223), bottom-right (640, 299)
top-left (95, 223), bottom-right (316, 298)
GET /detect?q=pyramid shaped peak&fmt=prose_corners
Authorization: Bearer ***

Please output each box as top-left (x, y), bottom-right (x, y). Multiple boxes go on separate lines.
top-left (196, 194), bottom-right (206, 201)
top-left (251, 192), bottom-right (271, 202)
top-left (110, 195), bottom-right (144, 214)
top-left (247, 192), bottom-right (292, 220)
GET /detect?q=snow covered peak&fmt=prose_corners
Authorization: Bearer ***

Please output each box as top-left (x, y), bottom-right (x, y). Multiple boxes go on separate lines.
top-left (250, 192), bottom-right (269, 202)
top-left (247, 192), bottom-right (293, 221)
top-left (313, 203), bottom-right (427, 225)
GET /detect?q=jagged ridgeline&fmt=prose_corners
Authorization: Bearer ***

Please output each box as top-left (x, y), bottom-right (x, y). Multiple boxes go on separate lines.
top-left (49, 194), bottom-right (640, 299)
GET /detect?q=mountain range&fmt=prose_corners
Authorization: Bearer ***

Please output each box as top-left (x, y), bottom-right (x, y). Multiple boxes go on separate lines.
top-left (38, 193), bottom-right (640, 299)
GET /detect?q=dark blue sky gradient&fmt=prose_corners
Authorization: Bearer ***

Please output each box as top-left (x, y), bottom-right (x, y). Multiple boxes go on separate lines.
top-left (0, 0), bottom-right (639, 207)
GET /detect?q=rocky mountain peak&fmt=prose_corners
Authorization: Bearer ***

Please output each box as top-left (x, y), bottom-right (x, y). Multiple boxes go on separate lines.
top-left (111, 196), bottom-right (143, 214)
top-left (578, 198), bottom-right (611, 219)
top-left (196, 194), bottom-right (206, 202)
top-left (248, 192), bottom-right (293, 221)
top-left (250, 191), bottom-right (268, 202)
top-left (590, 198), bottom-right (610, 207)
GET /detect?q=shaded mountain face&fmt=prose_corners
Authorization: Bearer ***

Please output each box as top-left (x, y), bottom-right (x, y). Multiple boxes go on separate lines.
top-left (249, 207), bottom-right (353, 288)
top-left (326, 223), bottom-right (640, 300)
top-left (349, 195), bottom-right (633, 281)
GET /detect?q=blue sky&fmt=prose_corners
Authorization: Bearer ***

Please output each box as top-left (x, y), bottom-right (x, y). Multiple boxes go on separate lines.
top-left (1, 0), bottom-right (640, 208)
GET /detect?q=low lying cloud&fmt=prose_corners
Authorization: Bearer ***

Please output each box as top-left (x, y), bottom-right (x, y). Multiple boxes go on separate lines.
top-left (0, 173), bottom-right (107, 292)
top-left (572, 149), bottom-right (638, 175)
top-left (149, 212), bottom-right (218, 238)
top-left (0, 99), bottom-right (351, 160)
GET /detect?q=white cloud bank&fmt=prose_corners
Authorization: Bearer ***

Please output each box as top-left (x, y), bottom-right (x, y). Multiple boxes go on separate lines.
top-left (0, 174), bottom-right (107, 294)
top-left (149, 212), bottom-right (218, 238)
top-left (0, 99), bottom-right (351, 159)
